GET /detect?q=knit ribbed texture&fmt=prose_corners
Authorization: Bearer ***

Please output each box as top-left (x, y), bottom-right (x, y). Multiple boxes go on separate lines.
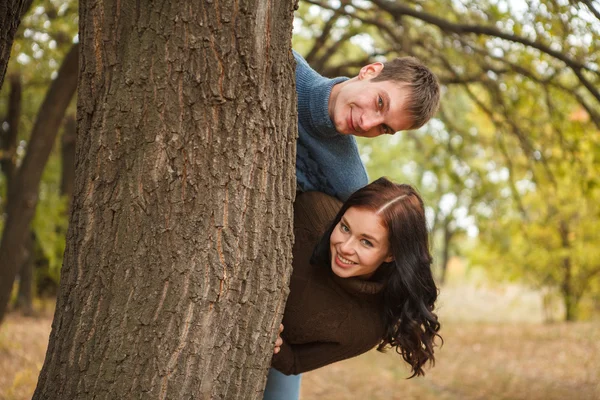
top-left (294, 51), bottom-right (369, 201)
top-left (271, 191), bottom-right (384, 375)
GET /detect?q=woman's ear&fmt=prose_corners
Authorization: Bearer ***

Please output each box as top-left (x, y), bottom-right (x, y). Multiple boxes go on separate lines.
top-left (384, 254), bottom-right (394, 263)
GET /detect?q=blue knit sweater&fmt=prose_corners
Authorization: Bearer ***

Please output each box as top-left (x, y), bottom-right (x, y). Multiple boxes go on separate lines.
top-left (294, 51), bottom-right (369, 201)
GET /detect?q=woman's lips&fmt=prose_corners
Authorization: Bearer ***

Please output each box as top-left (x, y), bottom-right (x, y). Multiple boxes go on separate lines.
top-left (334, 253), bottom-right (356, 269)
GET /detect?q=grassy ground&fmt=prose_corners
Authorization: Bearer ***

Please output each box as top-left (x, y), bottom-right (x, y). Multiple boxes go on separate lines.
top-left (301, 321), bottom-right (600, 400)
top-left (0, 313), bottom-right (52, 400)
top-left (1, 266), bottom-right (599, 399)
top-left (1, 313), bottom-right (599, 399)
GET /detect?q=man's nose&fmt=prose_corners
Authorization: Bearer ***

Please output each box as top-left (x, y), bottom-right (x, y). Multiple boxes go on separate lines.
top-left (360, 112), bottom-right (384, 131)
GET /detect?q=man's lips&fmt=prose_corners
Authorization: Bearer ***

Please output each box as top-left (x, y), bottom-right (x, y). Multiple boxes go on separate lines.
top-left (348, 110), bottom-right (356, 132)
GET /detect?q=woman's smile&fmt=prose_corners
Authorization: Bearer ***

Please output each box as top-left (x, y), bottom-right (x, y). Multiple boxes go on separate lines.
top-left (335, 253), bottom-right (357, 267)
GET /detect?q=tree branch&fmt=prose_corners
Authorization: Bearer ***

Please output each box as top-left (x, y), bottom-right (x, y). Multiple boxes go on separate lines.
top-left (578, 0), bottom-right (600, 21)
top-left (305, 7), bottom-right (344, 65)
top-left (370, 0), bottom-right (597, 75)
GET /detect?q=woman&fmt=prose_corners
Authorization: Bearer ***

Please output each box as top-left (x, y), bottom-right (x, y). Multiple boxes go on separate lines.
top-left (264, 177), bottom-right (441, 399)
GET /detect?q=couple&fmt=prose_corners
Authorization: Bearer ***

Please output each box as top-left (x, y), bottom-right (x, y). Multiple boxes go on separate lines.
top-left (263, 51), bottom-right (442, 399)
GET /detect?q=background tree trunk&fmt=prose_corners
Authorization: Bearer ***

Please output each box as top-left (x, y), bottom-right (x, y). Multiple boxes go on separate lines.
top-left (0, 43), bottom-right (79, 323)
top-left (1, 73), bottom-right (21, 203)
top-left (34, 1), bottom-right (296, 399)
top-left (14, 232), bottom-right (35, 315)
top-left (439, 224), bottom-right (452, 284)
top-left (1, 73), bottom-right (35, 316)
top-left (0, 0), bottom-right (33, 90)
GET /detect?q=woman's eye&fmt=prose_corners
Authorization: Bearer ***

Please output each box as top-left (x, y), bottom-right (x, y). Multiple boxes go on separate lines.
top-left (382, 125), bottom-right (391, 135)
top-left (378, 96), bottom-right (384, 109)
top-left (340, 223), bottom-right (349, 232)
top-left (361, 239), bottom-right (373, 247)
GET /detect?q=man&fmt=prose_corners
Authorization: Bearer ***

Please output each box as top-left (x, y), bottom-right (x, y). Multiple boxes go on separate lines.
top-left (294, 50), bottom-right (440, 201)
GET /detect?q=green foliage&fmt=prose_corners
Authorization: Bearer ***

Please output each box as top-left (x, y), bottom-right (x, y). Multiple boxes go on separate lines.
top-left (31, 147), bottom-right (68, 284)
top-left (2, 0), bottom-right (599, 320)
top-left (295, 0), bottom-right (600, 319)
top-left (0, 0), bottom-right (77, 291)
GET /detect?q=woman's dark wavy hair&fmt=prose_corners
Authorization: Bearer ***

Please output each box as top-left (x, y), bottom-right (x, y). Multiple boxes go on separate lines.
top-left (311, 177), bottom-right (441, 377)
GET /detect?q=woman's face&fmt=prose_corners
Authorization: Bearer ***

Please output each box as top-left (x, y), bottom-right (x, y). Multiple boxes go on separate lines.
top-left (329, 206), bottom-right (393, 280)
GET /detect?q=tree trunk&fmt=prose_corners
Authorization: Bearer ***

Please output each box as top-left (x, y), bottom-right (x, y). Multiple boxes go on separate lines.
top-left (60, 114), bottom-right (76, 201)
top-left (1, 73), bottom-right (21, 203)
top-left (34, 1), bottom-right (296, 399)
top-left (439, 222), bottom-right (452, 284)
top-left (0, 43), bottom-right (79, 323)
top-left (559, 220), bottom-right (576, 321)
top-left (14, 232), bottom-right (35, 315)
top-left (0, 0), bottom-right (33, 91)
top-left (2, 73), bottom-right (35, 316)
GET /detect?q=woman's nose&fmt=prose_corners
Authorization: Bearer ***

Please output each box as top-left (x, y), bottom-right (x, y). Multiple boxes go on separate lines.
top-left (339, 238), bottom-right (355, 255)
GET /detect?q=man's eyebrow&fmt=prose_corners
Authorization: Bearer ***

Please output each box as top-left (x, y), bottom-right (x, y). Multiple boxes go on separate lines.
top-left (382, 91), bottom-right (391, 113)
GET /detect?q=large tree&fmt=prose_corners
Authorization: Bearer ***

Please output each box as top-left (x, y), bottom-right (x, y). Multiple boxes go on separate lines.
top-left (33, 0), bottom-right (297, 399)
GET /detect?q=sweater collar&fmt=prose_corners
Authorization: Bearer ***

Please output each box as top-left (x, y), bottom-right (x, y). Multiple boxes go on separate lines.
top-left (297, 74), bottom-right (348, 137)
top-left (331, 272), bottom-right (384, 297)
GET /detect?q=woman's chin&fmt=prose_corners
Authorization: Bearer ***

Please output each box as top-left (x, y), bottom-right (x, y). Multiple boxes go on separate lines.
top-left (331, 262), bottom-right (353, 278)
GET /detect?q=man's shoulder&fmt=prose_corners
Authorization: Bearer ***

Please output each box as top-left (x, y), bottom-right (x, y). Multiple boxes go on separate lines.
top-left (293, 50), bottom-right (312, 78)
top-left (292, 49), bottom-right (306, 64)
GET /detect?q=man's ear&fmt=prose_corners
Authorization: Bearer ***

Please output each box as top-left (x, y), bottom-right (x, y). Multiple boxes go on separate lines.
top-left (358, 62), bottom-right (384, 80)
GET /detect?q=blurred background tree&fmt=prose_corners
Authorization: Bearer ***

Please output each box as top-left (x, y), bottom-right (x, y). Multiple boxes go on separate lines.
top-left (0, 0), bottom-right (598, 321)
top-left (292, 0), bottom-right (600, 321)
top-left (0, 0), bottom-right (78, 320)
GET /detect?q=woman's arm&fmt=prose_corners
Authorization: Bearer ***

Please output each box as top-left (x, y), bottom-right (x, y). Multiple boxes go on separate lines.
top-left (271, 336), bottom-right (378, 375)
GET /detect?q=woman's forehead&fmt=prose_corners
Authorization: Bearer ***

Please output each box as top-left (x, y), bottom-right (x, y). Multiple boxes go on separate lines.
top-left (342, 207), bottom-right (389, 239)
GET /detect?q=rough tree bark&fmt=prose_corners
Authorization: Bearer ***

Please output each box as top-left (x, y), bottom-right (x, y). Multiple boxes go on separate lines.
top-left (60, 114), bottom-right (76, 200)
top-left (33, 1), bottom-right (297, 399)
top-left (0, 43), bottom-right (79, 323)
top-left (0, 0), bottom-right (33, 90)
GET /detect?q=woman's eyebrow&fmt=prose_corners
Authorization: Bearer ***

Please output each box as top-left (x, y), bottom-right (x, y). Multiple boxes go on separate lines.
top-left (342, 216), bottom-right (381, 244)
top-left (341, 216), bottom-right (350, 228)
top-left (362, 233), bottom-right (380, 243)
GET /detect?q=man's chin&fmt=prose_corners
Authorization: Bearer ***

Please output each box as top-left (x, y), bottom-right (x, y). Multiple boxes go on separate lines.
top-left (337, 127), bottom-right (352, 136)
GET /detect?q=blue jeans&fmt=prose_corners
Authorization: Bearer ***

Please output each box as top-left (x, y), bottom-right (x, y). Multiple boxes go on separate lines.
top-left (263, 368), bottom-right (302, 400)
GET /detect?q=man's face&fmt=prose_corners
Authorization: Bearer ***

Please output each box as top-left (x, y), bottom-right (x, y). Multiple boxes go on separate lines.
top-left (328, 63), bottom-right (413, 138)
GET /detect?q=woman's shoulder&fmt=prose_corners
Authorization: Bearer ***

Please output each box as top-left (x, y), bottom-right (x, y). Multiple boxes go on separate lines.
top-left (294, 191), bottom-right (341, 232)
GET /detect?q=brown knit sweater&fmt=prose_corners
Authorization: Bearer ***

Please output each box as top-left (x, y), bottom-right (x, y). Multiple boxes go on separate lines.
top-left (271, 191), bottom-right (385, 375)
